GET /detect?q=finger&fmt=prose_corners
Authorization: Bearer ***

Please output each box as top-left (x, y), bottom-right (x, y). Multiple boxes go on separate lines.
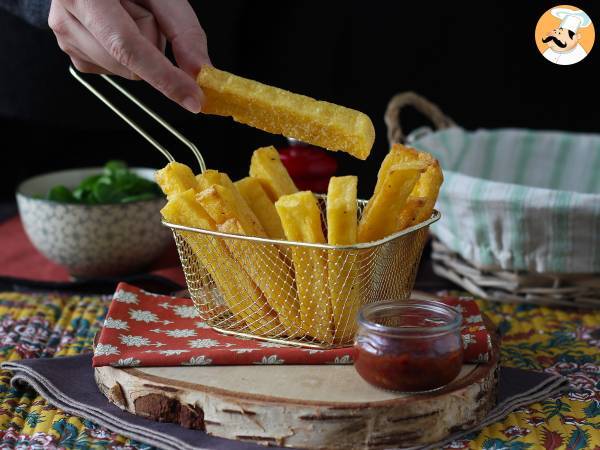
top-left (142, 0), bottom-right (211, 76)
top-left (66, 0), bottom-right (203, 112)
top-left (121, 0), bottom-right (162, 49)
top-left (158, 32), bottom-right (167, 54)
top-left (68, 18), bottom-right (138, 79)
top-left (70, 56), bottom-right (112, 75)
top-left (50, 0), bottom-right (136, 79)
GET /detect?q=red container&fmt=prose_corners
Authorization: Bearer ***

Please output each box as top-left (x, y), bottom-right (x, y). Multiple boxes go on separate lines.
top-left (354, 300), bottom-right (463, 392)
top-left (278, 140), bottom-right (337, 193)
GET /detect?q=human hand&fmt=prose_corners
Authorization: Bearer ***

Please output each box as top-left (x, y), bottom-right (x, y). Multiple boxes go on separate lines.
top-left (48, 0), bottom-right (210, 113)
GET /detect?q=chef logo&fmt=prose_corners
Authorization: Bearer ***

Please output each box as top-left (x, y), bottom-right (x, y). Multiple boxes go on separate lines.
top-left (535, 5), bottom-right (594, 65)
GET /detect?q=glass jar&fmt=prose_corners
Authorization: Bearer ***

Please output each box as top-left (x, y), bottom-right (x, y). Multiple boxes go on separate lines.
top-left (354, 299), bottom-right (463, 392)
top-left (278, 138), bottom-right (337, 193)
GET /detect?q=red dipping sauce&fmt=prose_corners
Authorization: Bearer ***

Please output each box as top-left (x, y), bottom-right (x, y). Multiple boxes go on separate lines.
top-left (278, 139), bottom-right (337, 193)
top-left (354, 300), bottom-right (463, 392)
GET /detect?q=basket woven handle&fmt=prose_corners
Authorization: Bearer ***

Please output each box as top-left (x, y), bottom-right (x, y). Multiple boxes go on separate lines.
top-left (384, 91), bottom-right (455, 145)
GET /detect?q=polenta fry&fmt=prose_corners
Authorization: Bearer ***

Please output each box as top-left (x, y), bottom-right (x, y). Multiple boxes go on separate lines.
top-left (374, 144), bottom-right (442, 225)
top-left (275, 191), bottom-right (333, 343)
top-left (196, 183), bottom-right (267, 238)
top-left (373, 144), bottom-right (419, 195)
top-left (160, 189), bottom-right (281, 335)
top-left (411, 158), bottom-right (443, 223)
top-left (249, 146), bottom-right (298, 202)
top-left (218, 218), bottom-right (302, 336)
top-left (197, 66), bottom-right (375, 160)
top-left (326, 176), bottom-right (360, 343)
top-left (235, 177), bottom-right (286, 240)
top-left (196, 169), bottom-right (223, 191)
top-left (397, 196), bottom-right (427, 230)
top-left (155, 161), bottom-right (199, 198)
top-left (358, 162), bottom-right (427, 242)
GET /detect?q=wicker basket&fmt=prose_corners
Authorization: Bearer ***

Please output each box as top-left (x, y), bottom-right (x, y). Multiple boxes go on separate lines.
top-left (385, 92), bottom-right (600, 307)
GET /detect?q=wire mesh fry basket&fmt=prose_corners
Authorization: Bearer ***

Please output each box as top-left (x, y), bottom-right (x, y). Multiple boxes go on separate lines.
top-left (69, 67), bottom-right (439, 349)
top-left (167, 206), bottom-right (438, 348)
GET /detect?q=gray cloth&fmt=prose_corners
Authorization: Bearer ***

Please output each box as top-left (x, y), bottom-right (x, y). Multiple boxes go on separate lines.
top-left (0, 0), bottom-right (50, 28)
top-left (2, 355), bottom-right (569, 450)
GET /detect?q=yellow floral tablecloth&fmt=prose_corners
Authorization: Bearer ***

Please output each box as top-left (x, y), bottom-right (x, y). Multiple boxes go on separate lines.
top-left (0, 290), bottom-right (598, 449)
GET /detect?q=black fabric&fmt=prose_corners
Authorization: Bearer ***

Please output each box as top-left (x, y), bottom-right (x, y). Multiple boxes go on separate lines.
top-left (0, 0), bottom-right (50, 27)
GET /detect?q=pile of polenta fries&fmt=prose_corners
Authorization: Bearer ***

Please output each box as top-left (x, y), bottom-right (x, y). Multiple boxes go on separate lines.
top-left (156, 144), bottom-right (442, 346)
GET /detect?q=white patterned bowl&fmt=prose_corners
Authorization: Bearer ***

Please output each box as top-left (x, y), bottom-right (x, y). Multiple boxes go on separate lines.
top-left (16, 167), bottom-right (171, 278)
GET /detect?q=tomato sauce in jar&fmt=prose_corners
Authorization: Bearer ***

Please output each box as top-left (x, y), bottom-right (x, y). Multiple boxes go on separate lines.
top-left (354, 300), bottom-right (463, 392)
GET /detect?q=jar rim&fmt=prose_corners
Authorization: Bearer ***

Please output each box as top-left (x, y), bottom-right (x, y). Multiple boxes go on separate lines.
top-left (357, 299), bottom-right (462, 336)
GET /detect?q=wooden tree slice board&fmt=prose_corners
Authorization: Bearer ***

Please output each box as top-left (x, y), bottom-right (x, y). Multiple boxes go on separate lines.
top-left (95, 313), bottom-right (499, 449)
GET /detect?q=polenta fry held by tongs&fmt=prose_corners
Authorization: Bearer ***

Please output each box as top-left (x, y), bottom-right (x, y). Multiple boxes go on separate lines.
top-left (197, 66), bottom-right (375, 160)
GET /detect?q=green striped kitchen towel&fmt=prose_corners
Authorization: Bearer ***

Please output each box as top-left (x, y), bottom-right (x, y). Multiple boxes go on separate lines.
top-left (411, 127), bottom-right (600, 274)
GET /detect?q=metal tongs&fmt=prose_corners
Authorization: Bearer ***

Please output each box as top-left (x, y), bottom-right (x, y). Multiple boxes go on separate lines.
top-left (68, 65), bottom-right (206, 173)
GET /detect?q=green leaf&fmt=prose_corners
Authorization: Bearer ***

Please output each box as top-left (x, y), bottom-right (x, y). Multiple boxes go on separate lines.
top-left (47, 185), bottom-right (75, 203)
top-left (103, 160), bottom-right (127, 177)
top-left (46, 161), bottom-right (160, 204)
top-left (79, 174), bottom-right (102, 190)
top-left (72, 186), bottom-right (96, 203)
top-left (113, 172), bottom-right (141, 192)
top-left (92, 177), bottom-right (124, 203)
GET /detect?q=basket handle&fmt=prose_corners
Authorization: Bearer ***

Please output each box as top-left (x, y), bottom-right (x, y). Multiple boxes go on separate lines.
top-left (384, 91), bottom-right (455, 145)
top-left (68, 65), bottom-right (206, 173)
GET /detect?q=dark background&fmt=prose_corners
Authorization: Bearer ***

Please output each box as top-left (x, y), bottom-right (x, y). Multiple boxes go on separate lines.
top-left (1, 0), bottom-right (598, 201)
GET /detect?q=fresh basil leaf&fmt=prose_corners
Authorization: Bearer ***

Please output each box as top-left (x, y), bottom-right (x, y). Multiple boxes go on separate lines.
top-left (114, 172), bottom-right (140, 192)
top-left (93, 177), bottom-right (125, 203)
top-left (73, 187), bottom-right (96, 203)
top-left (103, 160), bottom-right (128, 178)
top-left (48, 185), bottom-right (75, 203)
top-left (73, 187), bottom-right (86, 201)
top-left (79, 174), bottom-right (102, 191)
top-left (47, 161), bottom-right (161, 204)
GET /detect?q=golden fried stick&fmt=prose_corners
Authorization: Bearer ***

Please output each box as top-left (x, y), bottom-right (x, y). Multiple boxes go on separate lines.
top-left (235, 177), bottom-right (286, 240)
top-left (155, 161), bottom-right (199, 198)
top-left (197, 66), bottom-right (375, 160)
top-left (197, 176), bottom-right (302, 336)
top-left (397, 196), bottom-right (427, 230)
top-left (326, 176), bottom-right (360, 344)
top-left (249, 146), bottom-right (298, 202)
top-left (374, 144), bottom-right (443, 224)
top-left (275, 192), bottom-right (333, 343)
top-left (196, 180), bottom-right (267, 238)
top-left (195, 169), bottom-right (223, 191)
top-left (218, 218), bottom-right (302, 337)
top-left (373, 144), bottom-right (420, 195)
top-left (358, 162), bottom-right (427, 242)
top-left (160, 189), bottom-right (281, 335)
top-left (411, 159), bottom-right (443, 223)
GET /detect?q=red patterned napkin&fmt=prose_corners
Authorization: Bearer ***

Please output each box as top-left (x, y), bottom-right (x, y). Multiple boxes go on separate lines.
top-left (93, 283), bottom-right (491, 367)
